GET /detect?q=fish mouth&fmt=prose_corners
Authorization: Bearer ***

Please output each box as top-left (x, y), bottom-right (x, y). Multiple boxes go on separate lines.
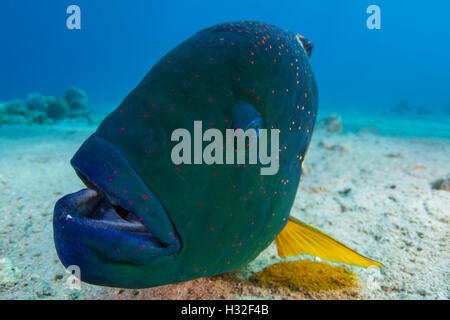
top-left (53, 134), bottom-right (180, 271)
top-left (59, 186), bottom-right (151, 236)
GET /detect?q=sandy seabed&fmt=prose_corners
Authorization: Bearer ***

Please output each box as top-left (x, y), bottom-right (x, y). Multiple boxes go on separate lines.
top-left (0, 115), bottom-right (448, 300)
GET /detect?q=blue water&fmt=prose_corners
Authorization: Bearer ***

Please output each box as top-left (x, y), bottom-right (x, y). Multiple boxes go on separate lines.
top-left (0, 0), bottom-right (449, 127)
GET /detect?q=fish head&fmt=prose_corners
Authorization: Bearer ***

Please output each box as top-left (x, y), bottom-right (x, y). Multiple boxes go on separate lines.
top-left (53, 21), bottom-right (318, 288)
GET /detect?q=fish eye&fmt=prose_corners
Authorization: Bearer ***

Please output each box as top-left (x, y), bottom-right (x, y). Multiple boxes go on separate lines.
top-left (245, 117), bottom-right (263, 137)
top-left (232, 102), bottom-right (263, 137)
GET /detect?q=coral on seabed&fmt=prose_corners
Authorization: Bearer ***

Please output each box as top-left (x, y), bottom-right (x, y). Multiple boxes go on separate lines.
top-left (5, 99), bottom-right (28, 116)
top-left (393, 99), bottom-right (412, 115)
top-left (46, 97), bottom-right (69, 120)
top-left (26, 92), bottom-right (48, 112)
top-left (0, 100), bottom-right (30, 125)
top-left (432, 174), bottom-right (450, 191)
top-left (29, 110), bottom-right (48, 125)
top-left (0, 103), bottom-right (5, 126)
top-left (318, 114), bottom-right (343, 133)
top-left (2, 115), bottom-right (29, 125)
top-left (415, 106), bottom-right (432, 115)
top-left (0, 87), bottom-right (90, 125)
top-left (65, 87), bottom-right (88, 113)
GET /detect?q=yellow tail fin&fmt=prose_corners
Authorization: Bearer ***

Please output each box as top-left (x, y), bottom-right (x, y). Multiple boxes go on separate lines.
top-left (275, 216), bottom-right (383, 268)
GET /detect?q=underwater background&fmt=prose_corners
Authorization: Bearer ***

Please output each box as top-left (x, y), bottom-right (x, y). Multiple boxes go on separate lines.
top-left (0, 0), bottom-right (448, 299)
top-left (1, 0), bottom-right (450, 127)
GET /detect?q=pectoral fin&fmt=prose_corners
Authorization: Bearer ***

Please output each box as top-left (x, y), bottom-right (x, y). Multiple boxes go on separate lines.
top-left (275, 216), bottom-right (382, 268)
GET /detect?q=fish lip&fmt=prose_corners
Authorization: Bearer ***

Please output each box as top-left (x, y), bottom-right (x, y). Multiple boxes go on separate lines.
top-left (54, 185), bottom-right (180, 266)
top-left (58, 186), bottom-right (158, 236)
top-left (54, 134), bottom-right (181, 267)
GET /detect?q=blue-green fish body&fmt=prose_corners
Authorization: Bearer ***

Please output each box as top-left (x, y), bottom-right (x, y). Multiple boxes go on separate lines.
top-left (54, 21), bottom-right (322, 288)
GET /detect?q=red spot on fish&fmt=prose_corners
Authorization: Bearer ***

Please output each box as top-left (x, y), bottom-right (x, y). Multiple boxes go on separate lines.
top-left (142, 195), bottom-right (148, 200)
